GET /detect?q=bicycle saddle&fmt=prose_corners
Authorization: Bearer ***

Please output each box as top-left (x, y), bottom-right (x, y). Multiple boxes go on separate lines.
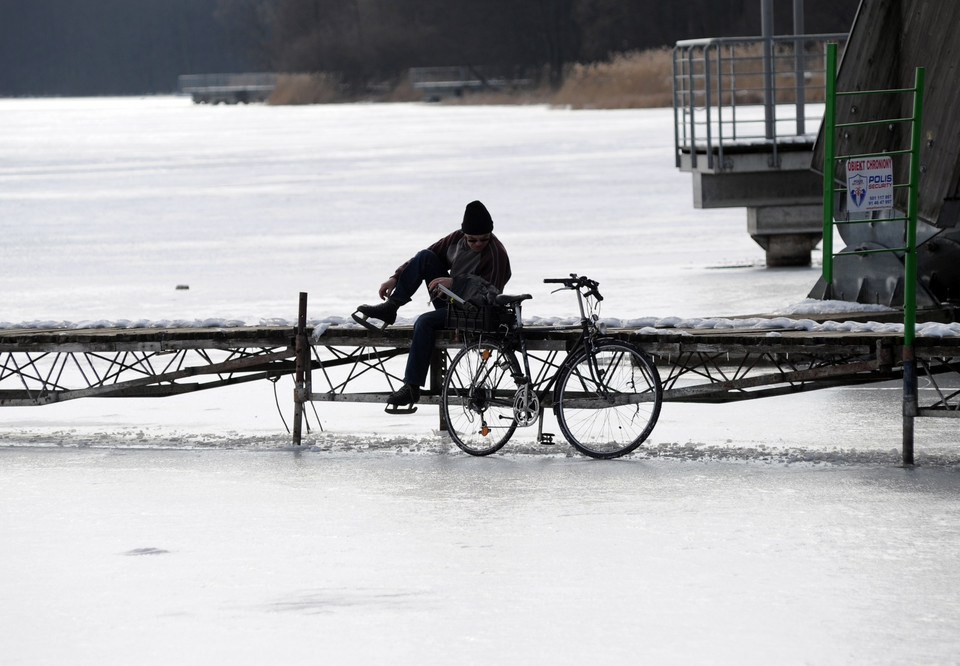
top-left (495, 293), bottom-right (532, 306)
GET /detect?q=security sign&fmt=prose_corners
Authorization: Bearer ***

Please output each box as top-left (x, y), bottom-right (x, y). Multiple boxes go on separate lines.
top-left (846, 156), bottom-right (894, 212)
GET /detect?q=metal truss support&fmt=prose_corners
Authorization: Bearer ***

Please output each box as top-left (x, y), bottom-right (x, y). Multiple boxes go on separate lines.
top-left (654, 341), bottom-right (898, 403)
top-left (3, 306), bottom-right (958, 464)
top-left (0, 346), bottom-right (295, 405)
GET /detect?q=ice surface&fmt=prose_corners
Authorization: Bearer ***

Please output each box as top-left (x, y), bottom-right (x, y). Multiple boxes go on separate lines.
top-left (1, 97), bottom-right (959, 665)
top-left (2, 448), bottom-right (959, 665)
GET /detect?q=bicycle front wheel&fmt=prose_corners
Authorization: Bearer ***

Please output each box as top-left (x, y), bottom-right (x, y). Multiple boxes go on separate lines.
top-left (442, 341), bottom-right (518, 456)
top-left (554, 341), bottom-right (662, 459)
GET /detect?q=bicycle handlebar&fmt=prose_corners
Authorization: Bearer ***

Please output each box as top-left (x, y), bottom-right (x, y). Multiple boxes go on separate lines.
top-left (543, 274), bottom-right (603, 301)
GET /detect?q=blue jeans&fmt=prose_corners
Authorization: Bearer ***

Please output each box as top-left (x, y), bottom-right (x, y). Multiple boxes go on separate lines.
top-left (392, 249), bottom-right (449, 387)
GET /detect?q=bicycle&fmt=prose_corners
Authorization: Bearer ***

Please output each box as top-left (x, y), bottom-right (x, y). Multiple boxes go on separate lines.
top-left (439, 274), bottom-right (662, 459)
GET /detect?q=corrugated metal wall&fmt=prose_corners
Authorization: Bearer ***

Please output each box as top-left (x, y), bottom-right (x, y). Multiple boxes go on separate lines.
top-left (813, 0), bottom-right (960, 228)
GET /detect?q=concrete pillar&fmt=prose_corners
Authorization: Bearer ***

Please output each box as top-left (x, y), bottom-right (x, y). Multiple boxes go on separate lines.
top-left (747, 204), bottom-right (823, 267)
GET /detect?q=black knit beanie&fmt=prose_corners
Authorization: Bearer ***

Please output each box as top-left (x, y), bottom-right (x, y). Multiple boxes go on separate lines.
top-left (461, 200), bottom-right (494, 234)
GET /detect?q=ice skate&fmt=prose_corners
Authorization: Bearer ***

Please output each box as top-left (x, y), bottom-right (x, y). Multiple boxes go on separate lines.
top-left (385, 383), bottom-right (420, 414)
top-left (352, 300), bottom-right (399, 332)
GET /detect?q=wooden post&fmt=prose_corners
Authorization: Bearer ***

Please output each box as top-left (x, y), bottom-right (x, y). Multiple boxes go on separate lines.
top-left (292, 292), bottom-right (308, 447)
top-left (430, 347), bottom-right (447, 432)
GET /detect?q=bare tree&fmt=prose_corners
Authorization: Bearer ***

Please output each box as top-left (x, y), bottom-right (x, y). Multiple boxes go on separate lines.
top-left (215, 0), bottom-right (276, 69)
top-left (215, 0), bottom-right (858, 91)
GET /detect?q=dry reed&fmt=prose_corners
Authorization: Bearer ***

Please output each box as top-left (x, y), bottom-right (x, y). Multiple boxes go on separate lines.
top-left (267, 48), bottom-right (676, 107)
top-left (551, 49), bottom-right (673, 109)
top-left (267, 73), bottom-right (343, 105)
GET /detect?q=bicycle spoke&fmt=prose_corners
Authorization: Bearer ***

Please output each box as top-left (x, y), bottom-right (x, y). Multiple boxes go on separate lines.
top-left (442, 342), bottom-right (517, 456)
top-left (555, 342), bottom-right (662, 459)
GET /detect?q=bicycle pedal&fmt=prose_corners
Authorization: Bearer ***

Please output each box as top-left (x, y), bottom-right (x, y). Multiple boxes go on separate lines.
top-left (538, 433), bottom-right (556, 445)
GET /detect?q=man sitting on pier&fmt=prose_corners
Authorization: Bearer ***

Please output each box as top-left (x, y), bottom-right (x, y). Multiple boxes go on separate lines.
top-left (353, 200), bottom-right (512, 412)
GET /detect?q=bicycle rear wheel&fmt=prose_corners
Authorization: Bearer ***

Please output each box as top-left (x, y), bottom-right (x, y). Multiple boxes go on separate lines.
top-left (442, 341), bottom-right (518, 456)
top-left (554, 341), bottom-right (662, 459)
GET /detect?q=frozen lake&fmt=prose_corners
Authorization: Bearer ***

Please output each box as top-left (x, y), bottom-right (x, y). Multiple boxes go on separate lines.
top-left (1, 97), bottom-right (958, 664)
top-left (3, 447), bottom-right (959, 665)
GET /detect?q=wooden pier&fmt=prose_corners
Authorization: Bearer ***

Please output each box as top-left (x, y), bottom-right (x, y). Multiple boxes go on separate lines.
top-left (177, 73), bottom-right (278, 104)
top-left (2, 298), bottom-right (958, 463)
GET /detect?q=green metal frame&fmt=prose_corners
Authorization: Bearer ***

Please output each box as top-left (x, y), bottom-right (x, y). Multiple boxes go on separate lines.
top-left (820, 42), bottom-right (925, 463)
top-left (821, 42), bottom-right (924, 343)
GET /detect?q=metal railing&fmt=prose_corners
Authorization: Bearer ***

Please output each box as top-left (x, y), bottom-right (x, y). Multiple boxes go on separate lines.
top-left (408, 66), bottom-right (532, 99)
top-left (673, 34), bottom-right (847, 170)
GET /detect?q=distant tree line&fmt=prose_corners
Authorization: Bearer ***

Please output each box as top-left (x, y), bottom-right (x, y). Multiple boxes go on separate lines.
top-left (218, 0), bottom-right (857, 90)
top-left (0, 0), bottom-right (857, 96)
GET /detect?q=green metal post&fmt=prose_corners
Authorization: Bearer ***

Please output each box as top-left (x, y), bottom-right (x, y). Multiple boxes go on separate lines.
top-left (903, 66), bottom-right (924, 349)
top-left (821, 43), bottom-right (837, 292)
top-left (901, 66), bottom-right (924, 466)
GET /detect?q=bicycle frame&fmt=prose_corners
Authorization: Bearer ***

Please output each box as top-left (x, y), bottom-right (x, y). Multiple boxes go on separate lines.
top-left (442, 273), bottom-right (663, 457)
top-left (470, 276), bottom-right (609, 436)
